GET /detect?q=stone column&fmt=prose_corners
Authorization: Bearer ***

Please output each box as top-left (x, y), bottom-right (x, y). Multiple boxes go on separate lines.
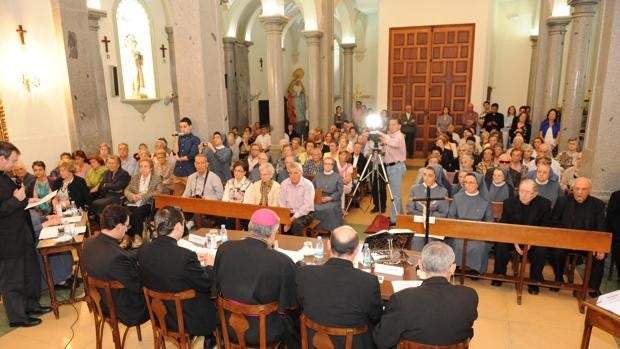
top-left (320, 0), bottom-right (335, 129)
top-left (172, 0), bottom-right (228, 139)
top-left (235, 41), bottom-right (252, 129)
top-left (530, 0), bottom-right (555, 132)
top-left (223, 37), bottom-right (238, 128)
top-left (561, 0), bottom-right (600, 145)
top-left (304, 31), bottom-right (323, 131)
top-left (526, 35), bottom-right (538, 106)
top-left (259, 15), bottom-right (288, 148)
top-left (542, 16), bottom-right (570, 114)
top-left (51, 0), bottom-right (112, 153)
top-left (165, 26), bottom-right (180, 125)
top-left (341, 43), bottom-right (356, 122)
top-left (581, 0), bottom-right (620, 199)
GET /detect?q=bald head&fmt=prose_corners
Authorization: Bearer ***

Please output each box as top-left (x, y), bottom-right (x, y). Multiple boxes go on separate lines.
top-left (330, 225), bottom-right (360, 259)
top-left (572, 177), bottom-right (592, 203)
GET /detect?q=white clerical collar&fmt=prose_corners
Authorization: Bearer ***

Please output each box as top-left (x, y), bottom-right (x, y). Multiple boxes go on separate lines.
top-left (493, 181), bottom-right (505, 187)
top-left (465, 190), bottom-right (479, 197)
top-left (323, 170), bottom-right (335, 175)
top-left (215, 145), bottom-right (225, 150)
top-left (423, 183), bottom-right (438, 189)
top-left (535, 179), bottom-right (549, 185)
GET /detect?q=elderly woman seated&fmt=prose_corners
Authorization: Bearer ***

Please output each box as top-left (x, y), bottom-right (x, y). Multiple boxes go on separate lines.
top-left (312, 157), bottom-right (343, 232)
top-left (244, 163), bottom-right (280, 206)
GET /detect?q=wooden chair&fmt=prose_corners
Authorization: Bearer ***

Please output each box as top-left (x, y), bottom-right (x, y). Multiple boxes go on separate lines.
top-left (86, 276), bottom-right (143, 349)
top-left (216, 296), bottom-right (280, 349)
top-left (300, 313), bottom-right (367, 349)
top-left (397, 338), bottom-right (469, 349)
top-left (490, 201), bottom-right (503, 222)
top-left (143, 287), bottom-right (197, 349)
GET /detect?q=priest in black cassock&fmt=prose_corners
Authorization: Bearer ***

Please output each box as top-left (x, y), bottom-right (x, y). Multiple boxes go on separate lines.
top-left (550, 177), bottom-right (608, 297)
top-left (212, 208), bottom-right (299, 347)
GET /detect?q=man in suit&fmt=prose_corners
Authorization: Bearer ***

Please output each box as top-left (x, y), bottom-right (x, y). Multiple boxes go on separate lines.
top-left (82, 205), bottom-right (149, 328)
top-left (0, 142), bottom-right (51, 328)
top-left (491, 179), bottom-right (552, 294)
top-left (212, 208), bottom-right (299, 347)
top-left (399, 104), bottom-right (416, 158)
top-left (296, 225), bottom-right (382, 348)
top-left (91, 155), bottom-right (131, 214)
top-left (349, 142), bottom-right (368, 175)
top-left (138, 206), bottom-right (217, 348)
top-left (374, 242), bottom-right (478, 348)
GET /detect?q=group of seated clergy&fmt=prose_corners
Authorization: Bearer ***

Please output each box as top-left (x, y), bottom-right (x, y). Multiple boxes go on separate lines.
top-left (82, 204), bottom-right (478, 349)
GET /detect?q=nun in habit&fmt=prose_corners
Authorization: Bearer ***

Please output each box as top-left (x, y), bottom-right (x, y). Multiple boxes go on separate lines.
top-left (312, 157), bottom-right (343, 231)
top-left (407, 165), bottom-right (450, 251)
top-left (447, 172), bottom-right (494, 274)
top-left (487, 168), bottom-right (514, 203)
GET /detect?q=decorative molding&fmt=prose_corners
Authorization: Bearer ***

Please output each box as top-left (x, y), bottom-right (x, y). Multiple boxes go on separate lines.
top-left (121, 98), bottom-right (160, 118)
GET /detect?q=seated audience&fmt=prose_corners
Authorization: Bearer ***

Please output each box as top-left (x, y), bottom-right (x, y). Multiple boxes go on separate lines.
top-left (227, 132), bottom-right (240, 164)
top-left (72, 150), bottom-right (91, 179)
top-left (201, 132), bottom-right (232, 182)
top-left (280, 162), bottom-right (315, 236)
top-left (556, 137), bottom-right (580, 169)
top-left (86, 155), bottom-right (107, 193)
top-left (122, 158), bottom-right (162, 249)
top-left (153, 137), bottom-right (176, 168)
top-left (492, 179), bottom-right (552, 294)
top-left (181, 154), bottom-right (223, 200)
top-left (447, 173), bottom-right (493, 274)
top-left (296, 225), bottom-right (382, 348)
top-left (349, 142), bottom-right (368, 174)
top-left (49, 152), bottom-right (73, 180)
top-left (560, 152), bottom-right (582, 193)
top-left (98, 143), bottom-right (112, 162)
top-left (138, 206), bottom-right (217, 348)
top-left (337, 151), bottom-right (353, 210)
top-left (212, 208), bottom-right (299, 347)
top-left (476, 147), bottom-right (495, 175)
top-left (82, 205), bottom-right (149, 328)
top-left (244, 163), bottom-right (280, 206)
top-left (534, 163), bottom-right (562, 207)
top-left (526, 157), bottom-right (560, 182)
top-left (153, 149), bottom-right (174, 194)
top-left (407, 166), bottom-right (449, 251)
top-left (246, 143), bottom-right (262, 172)
top-left (248, 152), bottom-right (269, 183)
top-left (30, 161), bottom-right (53, 215)
top-left (487, 168), bottom-right (513, 202)
top-left (373, 242), bottom-right (478, 348)
top-left (312, 157), bottom-right (343, 231)
top-left (13, 161), bottom-right (36, 198)
top-left (222, 161), bottom-right (252, 203)
top-left (508, 148), bottom-right (527, 186)
top-left (91, 155), bottom-right (130, 215)
top-left (276, 155), bottom-right (295, 184)
top-left (255, 125), bottom-right (272, 153)
top-left (51, 159), bottom-right (91, 211)
top-left (550, 177), bottom-right (607, 297)
top-left (238, 132), bottom-right (252, 161)
top-left (527, 143), bottom-right (562, 176)
top-left (118, 143), bottom-right (137, 175)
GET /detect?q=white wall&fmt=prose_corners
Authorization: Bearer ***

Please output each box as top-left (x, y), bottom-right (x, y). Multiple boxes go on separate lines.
top-left (0, 0), bottom-right (72, 168)
top-left (248, 19), bottom-right (269, 124)
top-left (490, 0), bottom-right (536, 110)
top-left (355, 12), bottom-right (378, 111)
top-left (376, 0), bottom-right (493, 111)
top-left (98, 0), bottom-right (176, 154)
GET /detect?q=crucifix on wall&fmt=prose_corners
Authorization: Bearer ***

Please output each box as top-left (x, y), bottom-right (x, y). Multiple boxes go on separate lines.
top-left (16, 25), bottom-right (27, 45)
top-left (101, 35), bottom-right (111, 59)
top-left (159, 44), bottom-right (167, 63)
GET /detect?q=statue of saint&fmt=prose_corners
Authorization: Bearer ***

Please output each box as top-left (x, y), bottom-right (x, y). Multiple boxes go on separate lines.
top-left (124, 34), bottom-right (145, 98)
top-left (286, 68), bottom-right (308, 139)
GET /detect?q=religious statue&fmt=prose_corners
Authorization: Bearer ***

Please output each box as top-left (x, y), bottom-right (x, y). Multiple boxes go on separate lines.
top-left (124, 34), bottom-right (146, 98)
top-left (286, 68), bottom-right (308, 139)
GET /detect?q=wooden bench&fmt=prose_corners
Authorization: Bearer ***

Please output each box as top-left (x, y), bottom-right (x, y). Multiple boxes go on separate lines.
top-left (153, 195), bottom-right (292, 231)
top-left (395, 215), bottom-right (612, 312)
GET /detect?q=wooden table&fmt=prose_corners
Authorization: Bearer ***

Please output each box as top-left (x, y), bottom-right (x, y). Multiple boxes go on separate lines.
top-left (195, 229), bottom-right (421, 300)
top-left (580, 299), bottom-right (620, 349)
top-left (36, 215), bottom-right (90, 319)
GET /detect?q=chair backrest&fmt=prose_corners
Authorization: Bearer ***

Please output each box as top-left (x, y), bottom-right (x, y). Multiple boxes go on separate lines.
top-left (300, 313), bottom-right (368, 349)
top-left (86, 276), bottom-right (127, 348)
top-left (142, 287), bottom-right (197, 349)
top-left (216, 296), bottom-right (279, 349)
top-left (397, 338), bottom-right (469, 349)
top-left (491, 201), bottom-right (503, 222)
top-left (314, 189), bottom-right (323, 204)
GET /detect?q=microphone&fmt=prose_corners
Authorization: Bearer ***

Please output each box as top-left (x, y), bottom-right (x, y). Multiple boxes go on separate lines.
top-left (15, 178), bottom-right (22, 189)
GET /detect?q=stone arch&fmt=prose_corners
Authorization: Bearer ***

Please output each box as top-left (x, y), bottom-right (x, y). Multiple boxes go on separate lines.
top-left (335, 0), bottom-right (355, 43)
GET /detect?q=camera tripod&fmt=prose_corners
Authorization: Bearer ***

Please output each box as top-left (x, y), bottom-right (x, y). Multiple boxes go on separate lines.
top-left (345, 143), bottom-right (396, 216)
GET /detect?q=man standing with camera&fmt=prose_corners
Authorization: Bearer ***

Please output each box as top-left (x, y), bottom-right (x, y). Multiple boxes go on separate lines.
top-left (378, 118), bottom-right (407, 224)
top-left (172, 117), bottom-right (201, 194)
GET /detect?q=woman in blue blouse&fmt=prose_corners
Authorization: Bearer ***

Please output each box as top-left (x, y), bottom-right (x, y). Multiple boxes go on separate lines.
top-left (539, 108), bottom-right (561, 153)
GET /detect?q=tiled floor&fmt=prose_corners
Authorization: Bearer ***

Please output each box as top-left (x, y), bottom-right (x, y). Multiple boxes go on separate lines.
top-left (1, 158), bottom-right (618, 348)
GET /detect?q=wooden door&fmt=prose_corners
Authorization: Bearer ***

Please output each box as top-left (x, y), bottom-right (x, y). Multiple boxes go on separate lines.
top-left (388, 24), bottom-right (475, 158)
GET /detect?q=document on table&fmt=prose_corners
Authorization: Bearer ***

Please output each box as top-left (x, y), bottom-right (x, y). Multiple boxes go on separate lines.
top-left (391, 280), bottom-right (423, 293)
top-left (25, 190), bottom-right (57, 210)
top-left (275, 248), bottom-right (304, 263)
top-left (62, 216), bottom-right (82, 223)
top-left (597, 289), bottom-right (620, 315)
top-left (177, 238), bottom-right (212, 255)
top-left (39, 225), bottom-right (86, 240)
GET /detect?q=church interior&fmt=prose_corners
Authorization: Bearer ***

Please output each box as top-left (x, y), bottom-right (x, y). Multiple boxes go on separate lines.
top-left (1, 0), bottom-right (620, 348)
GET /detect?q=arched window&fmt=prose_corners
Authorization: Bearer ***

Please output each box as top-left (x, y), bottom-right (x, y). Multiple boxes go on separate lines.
top-left (115, 0), bottom-right (157, 100)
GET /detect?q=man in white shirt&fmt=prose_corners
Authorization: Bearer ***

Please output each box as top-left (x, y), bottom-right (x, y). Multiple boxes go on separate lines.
top-left (118, 143), bottom-right (137, 175)
top-left (182, 154), bottom-right (223, 200)
top-left (255, 125), bottom-right (272, 153)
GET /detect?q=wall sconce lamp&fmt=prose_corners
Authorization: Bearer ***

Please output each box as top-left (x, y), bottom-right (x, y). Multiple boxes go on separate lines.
top-left (259, 58), bottom-right (263, 71)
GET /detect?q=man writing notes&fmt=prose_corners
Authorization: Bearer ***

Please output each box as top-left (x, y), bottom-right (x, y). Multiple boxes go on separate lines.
top-left (296, 225), bottom-right (382, 347)
top-left (374, 242), bottom-right (478, 347)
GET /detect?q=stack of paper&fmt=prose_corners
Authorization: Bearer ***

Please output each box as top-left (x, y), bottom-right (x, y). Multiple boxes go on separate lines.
top-left (275, 248), bottom-right (304, 263)
top-left (596, 289), bottom-right (620, 315)
top-left (391, 280), bottom-right (423, 293)
top-left (177, 239), bottom-right (211, 254)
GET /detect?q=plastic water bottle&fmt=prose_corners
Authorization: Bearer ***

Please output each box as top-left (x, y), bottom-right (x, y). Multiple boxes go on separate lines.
top-left (70, 201), bottom-right (78, 216)
top-left (219, 224), bottom-right (228, 243)
top-left (314, 236), bottom-right (324, 258)
top-left (362, 243), bottom-right (372, 268)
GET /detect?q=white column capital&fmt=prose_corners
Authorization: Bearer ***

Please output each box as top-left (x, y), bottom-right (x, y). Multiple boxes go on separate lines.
top-left (243, 41), bottom-right (253, 48)
top-left (303, 30), bottom-right (323, 43)
top-left (259, 15), bottom-right (288, 33)
top-left (87, 9), bottom-right (107, 31)
top-left (529, 35), bottom-right (538, 44)
top-left (568, 0), bottom-right (599, 14)
top-left (222, 37), bottom-right (237, 51)
top-left (340, 43), bottom-right (357, 53)
top-left (546, 16), bottom-right (571, 34)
